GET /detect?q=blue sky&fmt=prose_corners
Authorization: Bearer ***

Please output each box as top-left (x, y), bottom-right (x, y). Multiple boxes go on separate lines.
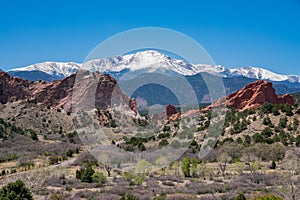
top-left (0, 0), bottom-right (300, 75)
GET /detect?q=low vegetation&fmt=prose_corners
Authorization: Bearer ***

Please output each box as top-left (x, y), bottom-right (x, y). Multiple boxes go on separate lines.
top-left (1, 102), bottom-right (300, 199)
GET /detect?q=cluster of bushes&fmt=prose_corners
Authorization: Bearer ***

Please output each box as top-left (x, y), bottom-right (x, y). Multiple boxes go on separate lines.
top-left (0, 180), bottom-right (33, 200)
top-left (157, 132), bottom-right (170, 139)
top-left (75, 165), bottom-right (106, 186)
top-left (221, 103), bottom-right (298, 139)
top-left (220, 105), bottom-right (299, 147)
top-left (120, 193), bottom-right (139, 200)
top-left (188, 139), bottom-right (200, 153)
top-left (261, 103), bottom-right (294, 116)
top-left (234, 193), bottom-right (282, 200)
top-left (230, 119), bottom-right (250, 135)
top-left (216, 142), bottom-right (285, 164)
top-left (162, 125), bottom-right (171, 132)
top-left (123, 136), bottom-right (150, 152)
top-left (66, 131), bottom-right (78, 143)
top-left (253, 113), bottom-right (298, 146)
top-left (0, 118), bottom-right (38, 141)
top-left (158, 139), bottom-right (169, 147)
top-left (180, 157), bottom-right (202, 177)
top-left (197, 113), bottom-right (210, 131)
top-left (123, 171), bottom-right (145, 186)
top-left (0, 168), bottom-right (17, 176)
top-left (224, 108), bottom-right (255, 128)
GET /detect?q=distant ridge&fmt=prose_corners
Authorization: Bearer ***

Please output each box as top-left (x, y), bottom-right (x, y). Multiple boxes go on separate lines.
top-left (7, 50), bottom-right (300, 83)
top-left (5, 51), bottom-right (300, 105)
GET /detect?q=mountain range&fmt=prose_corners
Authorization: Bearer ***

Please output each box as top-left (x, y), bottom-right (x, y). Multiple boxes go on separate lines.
top-left (6, 50), bottom-right (300, 82)
top-left (4, 50), bottom-right (300, 105)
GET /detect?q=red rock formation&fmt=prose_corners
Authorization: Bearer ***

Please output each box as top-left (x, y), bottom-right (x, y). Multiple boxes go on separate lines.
top-left (168, 113), bottom-right (181, 121)
top-left (166, 104), bottom-right (177, 116)
top-left (0, 71), bottom-right (135, 113)
top-left (205, 80), bottom-right (294, 110)
top-left (0, 72), bottom-right (31, 103)
top-left (129, 98), bottom-right (138, 115)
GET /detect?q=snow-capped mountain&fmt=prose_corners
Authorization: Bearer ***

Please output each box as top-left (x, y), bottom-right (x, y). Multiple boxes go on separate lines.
top-left (7, 50), bottom-right (300, 83)
top-left (9, 62), bottom-right (79, 78)
top-left (82, 50), bottom-right (195, 75)
top-left (228, 67), bottom-right (300, 83)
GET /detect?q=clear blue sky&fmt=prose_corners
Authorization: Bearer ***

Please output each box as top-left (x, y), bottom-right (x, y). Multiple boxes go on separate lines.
top-left (1, 0), bottom-right (300, 75)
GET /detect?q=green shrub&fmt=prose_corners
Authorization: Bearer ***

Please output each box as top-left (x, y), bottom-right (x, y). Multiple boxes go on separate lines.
top-left (123, 171), bottom-right (134, 181)
top-left (263, 116), bottom-right (272, 126)
top-left (138, 143), bottom-right (146, 151)
top-left (92, 171), bottom-right (106, 186)
top-left (66, 149), bottom-right (73, 157)
top-left (0, 180), bottom-right (33, 200)
top-left (163, 125), bottom-right (170, 132)
top-left (296, 135), bottom-right (300, 147)
top-left (244, 135), bottom-right (251, 145)
top-left (261, 127), bottom-right (274, 138)
top-left (234, 193), bottom-right (246, 200)
top-left (124, 145), bottom-right (134, 152)
top-left (66, 131), bottom-right (77, 138)
top-left (236, 137), bottom-right (243, 144)
top-left (261, 103), bottom-right (273, 114)
top-left (76, 165), bottom-right (95, 183)
top-left (257, 195), bottom-right (283, 200)
top-left (153, 194), bottom-right (167, 200)
top-left (270, 160), bottom-right (276, 169)
top-left (159, 139), bottom-right (169, 147)
top-left (158, 133), bottom-right (170, 139)
top-left (65, 186), bottom-right (72, 191)
top-left (181, 157), bottom-right (191, 177)
top-left (120, 193), bottom-right (139, 200)
top-left (48, 156), bottom-right (59, 165)
top-left (272, 106), bottom-right (280, 116)
top-left (28, 129), bottom-right (38, 141)
top-left (278, 117), bottom-right (288, 128)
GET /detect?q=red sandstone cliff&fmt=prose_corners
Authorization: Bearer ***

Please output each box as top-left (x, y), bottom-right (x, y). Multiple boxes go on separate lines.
top-left (0, 71), bottom-right (134, 112)
top-left (205, 80), bottom-right (294, 110)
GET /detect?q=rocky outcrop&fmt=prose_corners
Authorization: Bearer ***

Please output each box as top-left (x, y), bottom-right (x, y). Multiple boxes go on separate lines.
top-left (0, 71), bottom-right (134, 113)
top-left (166, 104), bottom-right (177, 116)
top-left (129, 98), bottom-right (138, 115)
top-left (0, 72), bottom-right (31, 103)
top-left (205, 80), bottom-right (294, 110)
top-left (165, 104), bottom-right (180, 122)
top-left (168, 113), bottom-right (181, 121)
top-left (29, 74), bottom-right (75, 109)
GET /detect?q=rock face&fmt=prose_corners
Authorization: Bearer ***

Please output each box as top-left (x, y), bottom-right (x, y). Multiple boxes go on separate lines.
top-left (129, 98), bottom-right (138, 115)
top-left (0, 72), bottom-right (31, 103)
top-left (168, 113), bottom-right (181, 121)
top-left (165, 104), bottom-right (181, 122)
top-left (206, 80), bottom-right (294, 110)
top-left (166, 104), bottom-right (177, 116)
top-left (0, 71), bottom-right (133, 112)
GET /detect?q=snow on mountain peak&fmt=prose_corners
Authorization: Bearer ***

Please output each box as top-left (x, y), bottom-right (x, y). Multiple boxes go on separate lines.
top-left (228, 66), bottom-right (295, 82)
top-left (7, 50), bottom-right (300, 83)
top-left (9, 61), bottom-right (80, 77)
top-left (81, 50), bottom-right (196, 75)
